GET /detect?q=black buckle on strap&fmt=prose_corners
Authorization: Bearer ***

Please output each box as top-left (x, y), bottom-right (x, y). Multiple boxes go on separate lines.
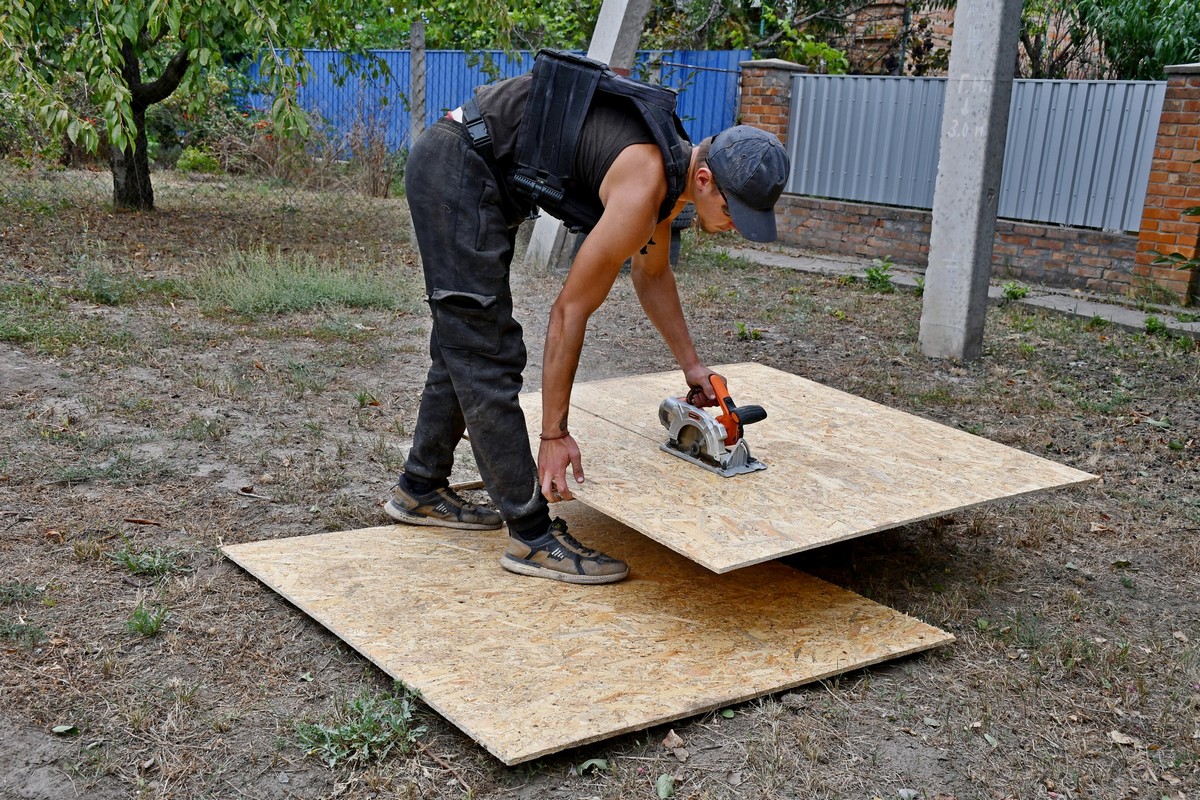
top-left (462, 99), bottom-right (492, 152)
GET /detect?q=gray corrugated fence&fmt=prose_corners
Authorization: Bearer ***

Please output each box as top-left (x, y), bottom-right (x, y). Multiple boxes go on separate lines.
top-left (787, 74), bottom-right (1166, 232)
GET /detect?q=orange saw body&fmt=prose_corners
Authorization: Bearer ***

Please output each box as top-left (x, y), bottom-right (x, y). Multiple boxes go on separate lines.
top-left (658, 375), bottom-right (767, 477)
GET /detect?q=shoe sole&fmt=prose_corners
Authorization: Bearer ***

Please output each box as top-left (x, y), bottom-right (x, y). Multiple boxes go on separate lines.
top-left (499, 554), bottom-right (629, 585)
top-left (384, 499), bottom-right (503, 531)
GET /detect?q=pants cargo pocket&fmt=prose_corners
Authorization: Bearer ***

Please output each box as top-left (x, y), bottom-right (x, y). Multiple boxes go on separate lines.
top-left (429, 289), bottom-right (500, 354)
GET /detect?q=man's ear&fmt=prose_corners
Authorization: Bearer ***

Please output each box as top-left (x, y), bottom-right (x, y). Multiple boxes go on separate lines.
top-left (694, 165), bottom-right (715, 190)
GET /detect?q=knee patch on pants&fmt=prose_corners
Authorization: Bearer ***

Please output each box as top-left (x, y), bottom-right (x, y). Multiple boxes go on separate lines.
top-left (429, 289), bottom-right (500, 354)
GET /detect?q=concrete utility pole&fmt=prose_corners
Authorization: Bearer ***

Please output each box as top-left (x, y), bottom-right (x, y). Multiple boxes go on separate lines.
top-left (409, 21), bottom-right (426, 148)
top-left (918, 0), bottom-right (1023, 360)
top-left (524, 0), bottom-right (653, 273)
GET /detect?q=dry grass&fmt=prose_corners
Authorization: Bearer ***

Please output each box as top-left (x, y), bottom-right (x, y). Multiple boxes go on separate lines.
top-left (1, 178), bottom-right (1198, 799)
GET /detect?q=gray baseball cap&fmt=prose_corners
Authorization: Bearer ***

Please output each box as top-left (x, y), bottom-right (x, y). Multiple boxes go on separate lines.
top-left (708, 125), bottom-right (790, 243)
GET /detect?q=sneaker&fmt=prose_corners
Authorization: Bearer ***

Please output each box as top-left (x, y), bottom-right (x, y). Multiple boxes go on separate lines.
top-left (500, 519), bottom-right (629, 585)
top-left (384, 483), bottom-right (502, 530)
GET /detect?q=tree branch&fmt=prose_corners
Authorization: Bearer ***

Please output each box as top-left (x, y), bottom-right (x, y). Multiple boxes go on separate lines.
top-left (134, 47), bottom-right (191, 107)
top-left (756, 1), bottom-right (877, 48)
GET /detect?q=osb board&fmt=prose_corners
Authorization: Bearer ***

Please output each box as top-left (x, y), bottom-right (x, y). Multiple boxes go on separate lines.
top-left (523, 362), bottom-right (1097, 573)
top-left (222, 502), bottom-right (952, 765)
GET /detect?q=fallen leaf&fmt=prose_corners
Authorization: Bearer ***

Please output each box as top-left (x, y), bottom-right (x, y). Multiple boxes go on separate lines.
top-left (898, 789), bottom-right (919, 800)
top-left (574, 758), bottom-right (608, 776)
top-left (719, 708), bottom-right (735, 719)
top-left (51, 725), bottom-right (78, 736)
top-left (1109, 730), bottom-right (1138, 746)
top-left (1173, 631), bottom-right (1188, 644)
top-left (726, 771), bottom-right (744, 787)
top-left (671, 747), bottom-right (689, 763)
top-left (1092, 523), bottom-right (1114, 533)
top-left (661, 729), bottom-right (684, 749)
top-left (922, 716), bottom-right (942, 728)
top-left (983, 733), bottom-right (998, 748)
top-left (122, 518), bottom-right (163, 526)
top-left (655, 773), bottom-right (675, 798)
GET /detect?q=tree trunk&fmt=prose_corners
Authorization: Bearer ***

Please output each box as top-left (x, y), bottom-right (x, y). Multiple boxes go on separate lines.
top-left (111, 102), bottom-right (154, 210)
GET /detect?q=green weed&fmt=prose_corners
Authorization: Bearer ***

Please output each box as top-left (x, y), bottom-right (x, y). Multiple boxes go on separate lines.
top-left (52, 451), bottom-right (169, 487)
top-left (295, 684), bottom-right (426, 768)
top-left (1001, 281), bottom-right (1029, 302)
top-left (194, 248), bottom-right (410, 316)
top-left (126, 602), bottom-right (169, 637)
top-left (108, 543), bottom-right (189, 578)
top-left (176, 415), bottom-right (229, 441)
top-left (0, 581), bottom-right (42, 604)
top-left (70, 265), bottom-right (185, 306)
top-left (864, 256), bottom-right (895, 293)
top-left (0, 619), bottom-right (46, 649)
top-left (735, 322), bottom-right (763, 341)
top-left (1144, 315), bottom-right (1168, 337)
top-left (0, 284), bottom-right (88, 355)
top-left (283, 361), bottom-right (331, 398)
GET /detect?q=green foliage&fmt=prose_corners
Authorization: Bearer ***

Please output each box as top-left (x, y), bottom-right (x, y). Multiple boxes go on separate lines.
top-left (352, 0), bottom-right (602, 51)
top-left (0, 619), bottom-right (46, 649)
top-left (643, 0), bottom-right (856, 66)
top-left (1151, 205), bottom-right (1200, 280)
top-left (1002, 281), bottom-right (1030, 302)
top-left (108, 543), bottom-right (190, 578)
top-left (0, 581), bottom-right (42, 605)
top-left (1077, 0), bottom-right (1200, 79)
top-left (0, 0), bottom-right (383, 201)
top-left (176, 146), bottom-right (222, 174)
top-left (295, 684), bottom-right (426, 768)
top-left (922, 0), bottom-right (1198, 79)
top-left (865, 257), bottom-right (896, 293)
top-left (1144, 315), bottom-right (1168, 337)
top-left (126, 602), bottom-right (169, 637)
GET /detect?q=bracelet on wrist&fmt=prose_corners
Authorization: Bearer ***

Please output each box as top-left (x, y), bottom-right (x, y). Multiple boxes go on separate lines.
top-left (539, 430), bottom-right (570, 441)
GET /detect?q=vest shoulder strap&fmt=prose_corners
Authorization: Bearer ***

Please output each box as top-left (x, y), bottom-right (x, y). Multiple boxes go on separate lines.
top-left (512, 49), bottom-right (691, 234)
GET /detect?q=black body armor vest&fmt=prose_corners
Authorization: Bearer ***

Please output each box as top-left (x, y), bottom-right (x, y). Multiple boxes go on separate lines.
top-left (511, 49), bottom-right (691, 234)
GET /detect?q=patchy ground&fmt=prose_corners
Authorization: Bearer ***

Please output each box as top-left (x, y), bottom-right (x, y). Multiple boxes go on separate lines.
top-left (1, 176), bottom-right (1198, 800)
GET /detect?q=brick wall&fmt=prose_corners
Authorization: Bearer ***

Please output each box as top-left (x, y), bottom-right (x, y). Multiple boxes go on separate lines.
top-left (1133, 64), bottom-right (1200, 304)
top-left (742, 60), bottom-right (1198, 302)
top-left (777, 195), bottom-right (1140, 294)
top-left (737, 59), bottom-right (807, 145)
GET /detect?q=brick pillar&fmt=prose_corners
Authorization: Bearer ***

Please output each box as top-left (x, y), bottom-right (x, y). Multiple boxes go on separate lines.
top-left (1134, 63), bottom-right (1200, 304)
top-left (737, 59), bottom-right (807, 145)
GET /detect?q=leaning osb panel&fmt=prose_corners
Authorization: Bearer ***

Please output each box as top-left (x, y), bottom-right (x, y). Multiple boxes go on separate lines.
top-left (522, 362), bottom-right (1097, 573)
top-left (222, 503), bottom-right (952, 765)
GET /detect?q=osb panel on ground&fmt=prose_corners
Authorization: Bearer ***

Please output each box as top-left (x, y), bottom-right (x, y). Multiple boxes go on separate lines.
top-left (222, 503), bottom-right (952, 765)
top-left (523, 362), bottom-right (1097, 573)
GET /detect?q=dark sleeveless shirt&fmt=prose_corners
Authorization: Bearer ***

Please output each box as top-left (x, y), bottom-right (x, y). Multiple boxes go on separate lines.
top-left (472, 73), bottom-right (658, 211)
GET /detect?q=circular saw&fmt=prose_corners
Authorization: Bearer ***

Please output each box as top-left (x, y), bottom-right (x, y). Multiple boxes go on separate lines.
top-left (658, 374), bottom-right (767, 477)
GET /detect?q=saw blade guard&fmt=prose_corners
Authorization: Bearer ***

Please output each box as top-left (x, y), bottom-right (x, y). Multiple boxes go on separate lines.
top-left (658, 396), bottom-right (727, 460)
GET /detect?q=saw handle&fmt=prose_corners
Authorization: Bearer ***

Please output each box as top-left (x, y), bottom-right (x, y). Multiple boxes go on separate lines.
top-left (707, 374), bottom-right (767, 446)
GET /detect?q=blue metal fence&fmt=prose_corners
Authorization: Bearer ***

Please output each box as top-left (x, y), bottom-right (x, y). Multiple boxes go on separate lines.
top-left (245, 49), bottom-right (749, 154)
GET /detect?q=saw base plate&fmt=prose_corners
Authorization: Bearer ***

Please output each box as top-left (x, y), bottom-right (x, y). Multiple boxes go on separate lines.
top-left (659, 442), bottom-right (767, 477)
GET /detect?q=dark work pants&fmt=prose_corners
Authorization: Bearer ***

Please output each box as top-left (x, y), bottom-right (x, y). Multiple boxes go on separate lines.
top-left (403, 118), bottom-right (546, 525)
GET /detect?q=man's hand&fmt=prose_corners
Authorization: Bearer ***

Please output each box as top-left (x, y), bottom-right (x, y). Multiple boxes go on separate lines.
top-left (538, 434), bottom-right (584, 502)
top-left (684, 365), bottom-right (722, 407)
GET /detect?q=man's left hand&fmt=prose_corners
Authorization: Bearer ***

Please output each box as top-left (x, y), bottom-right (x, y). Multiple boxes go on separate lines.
top-left (537, 433), bottom-right (584, 502)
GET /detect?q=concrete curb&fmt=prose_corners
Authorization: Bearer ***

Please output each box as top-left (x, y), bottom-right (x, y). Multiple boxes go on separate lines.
top-left (724, 246), bottom-right (1200, 343)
